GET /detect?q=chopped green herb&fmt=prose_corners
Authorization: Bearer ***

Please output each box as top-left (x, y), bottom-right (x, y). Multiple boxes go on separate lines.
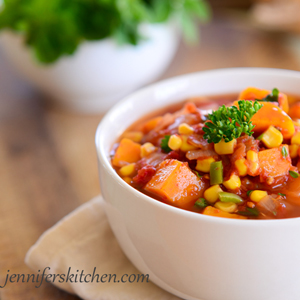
top-left (278, 193), bottom-right (286, 197)
top-left (238, 207), bottom-right (259, 217)
top-left (160, 135), bottom-right (172, 153)
top-left (194, 198), bottom-right (208, 209)
top-left (193, 170), bottom-right (202, 178)
top-left (289, 170), bottom-right (299, 178)
top-left (246, 190), bottom-right (253, 197)
top-left (203, 100), bottom-right (262, 143)
top-left (256, 88), bottom-right (279, 103)
top-left (281, 146), bottom-right (288, 158)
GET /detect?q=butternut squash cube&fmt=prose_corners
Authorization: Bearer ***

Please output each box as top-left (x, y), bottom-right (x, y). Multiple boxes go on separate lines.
top-left (112, 138), bottom-right (141, 167)
top-left (145, 159), bottom-right (205, 209)
top-left (258, 145), bottom-right (291, 181)
top-left (251, 103), bottom-right (294, 139)
top-left (238, 87), bottom-right (289, 113)
top-left (142, 116), bottom-right (163, 133)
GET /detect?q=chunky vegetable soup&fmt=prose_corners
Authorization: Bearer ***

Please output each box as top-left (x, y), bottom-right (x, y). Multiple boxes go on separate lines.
top-left (111, 87), bottom-right (300, 220)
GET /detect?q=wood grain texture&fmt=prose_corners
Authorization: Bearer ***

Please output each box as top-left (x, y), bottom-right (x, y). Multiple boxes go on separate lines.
top-left (0, 17), bottom-right (299, 300)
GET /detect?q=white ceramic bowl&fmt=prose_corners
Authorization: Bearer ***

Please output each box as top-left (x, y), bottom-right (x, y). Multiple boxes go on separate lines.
top-left (0, 23), bottom-right (178, 113)
top-left (96, 68), bottom-right (300, 300)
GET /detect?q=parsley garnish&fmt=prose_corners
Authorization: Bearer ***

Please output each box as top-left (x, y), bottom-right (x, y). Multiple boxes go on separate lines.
top-left (160, 135), bottom-right (172, 153)
top-left (281, 146), bottom-right (288, 158)
top-left (203, 100), bottom-right (262, 143)
top-left (256, 88), bottom-right (279, 103)
top-left (278, 193), bottom-right (286, 197)
top-left (195, 198), bottom-right (208, 209)
top-left (289, 170), bottom-right (299, 178)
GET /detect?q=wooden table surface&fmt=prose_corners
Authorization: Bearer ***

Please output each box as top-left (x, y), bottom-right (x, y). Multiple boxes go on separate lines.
top-left (1, 17), bottom-right (300, 300)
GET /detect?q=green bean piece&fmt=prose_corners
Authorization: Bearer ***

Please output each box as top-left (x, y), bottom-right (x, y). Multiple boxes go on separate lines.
top-left (210, 161), bottom-right (223, 185)
top-left (219, 192), bottom-right (243, 204)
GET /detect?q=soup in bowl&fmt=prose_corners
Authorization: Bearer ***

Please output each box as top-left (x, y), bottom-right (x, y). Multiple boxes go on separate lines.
top-left (96, 68), bottom-right (300, 300)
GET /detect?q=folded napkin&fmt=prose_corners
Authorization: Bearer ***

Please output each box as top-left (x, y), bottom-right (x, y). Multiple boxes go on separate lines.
top-left (25, 196), bottom-right (180, 300)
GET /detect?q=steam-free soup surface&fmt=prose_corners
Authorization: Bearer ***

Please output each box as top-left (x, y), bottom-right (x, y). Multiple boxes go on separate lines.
top-left (111, 88), bottom-right (300, 220)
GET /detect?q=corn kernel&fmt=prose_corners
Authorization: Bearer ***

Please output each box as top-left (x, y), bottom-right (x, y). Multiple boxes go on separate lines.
top-left (261, 126), bottom-right (283, 148)
top-left (214, 139), bottom-right (236, 155)
top-left (178, 123), bottom-right (194, 135)
top-left (250, 162), bottom-right (259, 174)
top-left (180, 135), bottom-right (198, 152)
top-left (168, 134), bottom-right (182, 151)
top-left (247, 150), bottom-right (259, 174)
top-left (235, 158), bottom-right (248, 176)
top-left (214, 201), bottom-right (237, 213)
top-left (119, 163), bottom-right (136, 177)
top-left (123, 176), bottom-right (132, 184)
top-left (291, 132), bottom-right (300, 145)
top-left (249, 190), bottom-right (268, 203)
top-left (223, 174), bottom-right (241, 190)
top-left (122, 131), bottom-right (143, 143)
top-left (247, 150), bottom-right (258, 162)
top-left (289, 144), bottom-right (299, 158)
top-left (196, 157), bottom-right (215, 173)
top-left (141, 142), bottom-right (156, 158)
top-left (204, 185), bottom-right (223, 204)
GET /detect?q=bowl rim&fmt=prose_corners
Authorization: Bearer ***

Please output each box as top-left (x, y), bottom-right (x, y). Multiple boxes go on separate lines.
top-left (96, 67), bottom-right (300, 225)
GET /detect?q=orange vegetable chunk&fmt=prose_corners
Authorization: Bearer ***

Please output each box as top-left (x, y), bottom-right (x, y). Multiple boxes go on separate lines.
top-left (112, 138), bottom-right (141, 167)
top-left (239, 87), bottom-right (289, 113)
top-left (251, 103), bottom-right (294, 138)
top-left (202, 206), bottom-right (246, 219)
top-left (289, 103), bottom-right (300, 120)
top-left (142, 116), bottom-right (163, 133)
top-left (258, 145), bottom-right (291, 181)
top-left (145, 159), bottom-right (205, 209)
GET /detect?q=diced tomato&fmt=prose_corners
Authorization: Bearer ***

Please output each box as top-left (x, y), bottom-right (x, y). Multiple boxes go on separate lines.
top-left (133, 165), bottom-right (156, 185)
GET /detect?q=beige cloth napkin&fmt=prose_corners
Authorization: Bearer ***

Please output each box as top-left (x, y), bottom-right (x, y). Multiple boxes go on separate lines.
top-left (25, 196), bottom-right (180, 300)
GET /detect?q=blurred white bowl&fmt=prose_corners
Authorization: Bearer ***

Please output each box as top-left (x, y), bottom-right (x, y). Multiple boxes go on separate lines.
top-left (0, 23), bottom-right (179, 113)
top-left (96, 68), bottom-right (300, 300)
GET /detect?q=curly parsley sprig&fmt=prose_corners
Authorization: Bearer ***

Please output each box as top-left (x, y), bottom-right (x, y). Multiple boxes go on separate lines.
top-left (203, 100), bottom-right (262, 143)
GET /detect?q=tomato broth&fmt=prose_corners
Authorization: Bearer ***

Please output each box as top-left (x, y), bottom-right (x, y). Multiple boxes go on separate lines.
top-left (111, 88), bottom-right (300, 220)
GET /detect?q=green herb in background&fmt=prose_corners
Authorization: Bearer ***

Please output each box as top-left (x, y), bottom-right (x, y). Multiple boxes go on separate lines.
top-left (0, 0), bottom-right (211, 64)
top-left (203, 100), bottom-right (263, 143)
